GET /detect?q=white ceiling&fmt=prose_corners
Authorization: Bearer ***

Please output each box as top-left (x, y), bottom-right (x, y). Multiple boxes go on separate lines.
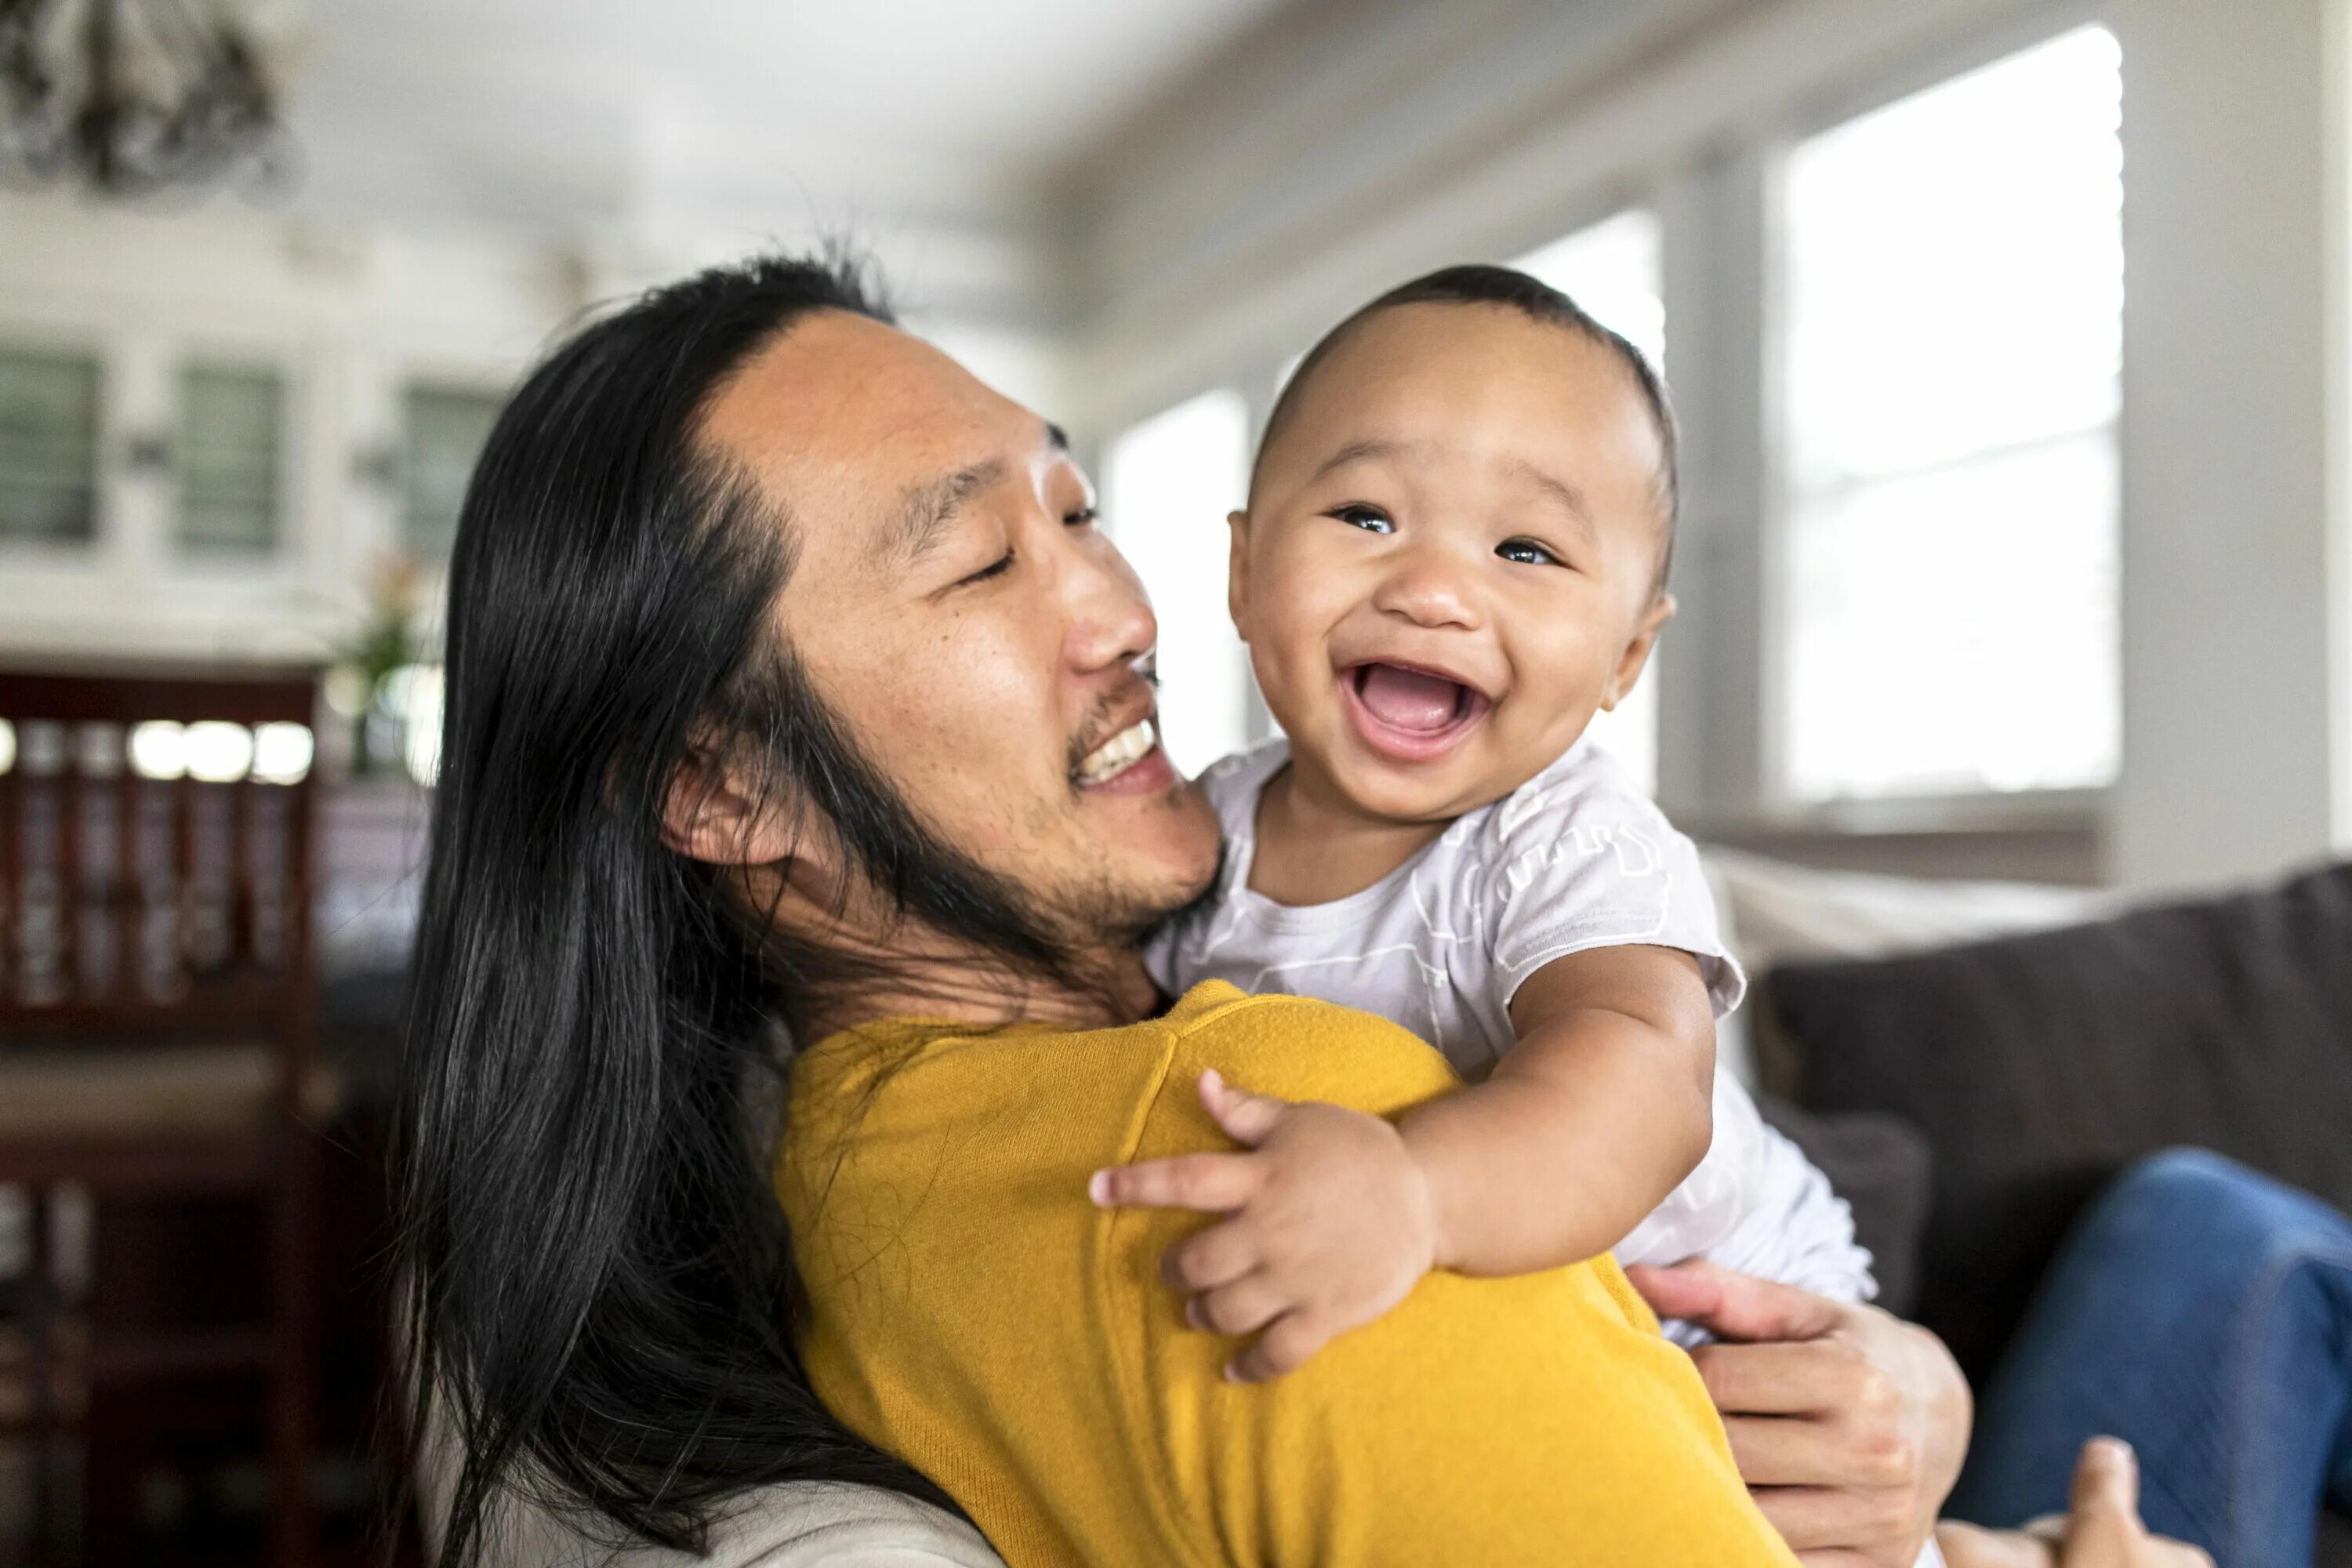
top-left (287, 0), bottom-right (1298, 238)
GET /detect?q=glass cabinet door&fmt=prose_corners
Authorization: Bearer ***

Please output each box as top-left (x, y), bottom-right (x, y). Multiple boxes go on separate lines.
top-left (0, 349), bottom-right (103, 547)
top-left (176, 364), bottom-right (285, 556)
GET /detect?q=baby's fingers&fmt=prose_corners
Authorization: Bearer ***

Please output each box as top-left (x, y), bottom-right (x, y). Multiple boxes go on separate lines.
top-left (1228, 1312), bottom-right (1337, 1383)
top-left (1186, 1273), bottom-right (1290, 1337)
top-left (1196, 1068), bottom-right (1290, 1147)
top-left (1090, 1151), bottom-right (1261, 1213)
top-left (1161, 1216), bottom-right (1260, 1291)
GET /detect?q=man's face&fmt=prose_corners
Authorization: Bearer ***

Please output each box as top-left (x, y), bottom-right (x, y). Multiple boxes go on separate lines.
top-left (698, 310), bottom-right (1221, 947)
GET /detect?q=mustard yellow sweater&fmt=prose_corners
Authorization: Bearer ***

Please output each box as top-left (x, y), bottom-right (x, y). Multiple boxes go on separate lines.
top-left (776, 980), bottom-right (1799, 1567)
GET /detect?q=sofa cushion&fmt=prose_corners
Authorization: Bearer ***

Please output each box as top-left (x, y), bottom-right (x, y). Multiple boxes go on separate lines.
top-left (1764, 859), bottom-right (2352, 1381)
top-left (1755, 1095), bottom-right (1934, 1319)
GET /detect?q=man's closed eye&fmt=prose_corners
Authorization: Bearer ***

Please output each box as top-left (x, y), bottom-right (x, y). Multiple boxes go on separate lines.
top-left (958, 551), bottom-right (1015, 588)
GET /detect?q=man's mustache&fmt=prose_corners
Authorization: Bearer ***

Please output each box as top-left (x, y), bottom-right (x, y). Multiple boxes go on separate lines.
top-left (1063, 660), bottom-right (1160, 779)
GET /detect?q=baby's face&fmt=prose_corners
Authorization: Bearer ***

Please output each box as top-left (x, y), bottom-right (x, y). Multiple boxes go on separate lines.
top-left (1233, 303), bottom-right (1671, 823)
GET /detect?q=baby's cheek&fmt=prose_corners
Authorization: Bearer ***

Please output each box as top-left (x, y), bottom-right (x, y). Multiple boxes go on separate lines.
top-left (1252, 642), bottom-right (1327, 739)
top-left (1245, 572), bottom-right (1337, 687)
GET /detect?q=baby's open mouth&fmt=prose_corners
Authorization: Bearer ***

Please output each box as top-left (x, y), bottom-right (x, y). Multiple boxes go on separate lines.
top-left (1340, 662), bottom-right (1492, 763)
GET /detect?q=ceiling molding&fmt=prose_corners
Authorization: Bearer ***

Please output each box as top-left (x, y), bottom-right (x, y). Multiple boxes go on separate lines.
top-left (1065, 0), bottom-right (1748, 321)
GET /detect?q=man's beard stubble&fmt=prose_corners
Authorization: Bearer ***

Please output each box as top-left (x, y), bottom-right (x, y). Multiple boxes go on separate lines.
top-left (724, 643), bottom-right (1207, 1022)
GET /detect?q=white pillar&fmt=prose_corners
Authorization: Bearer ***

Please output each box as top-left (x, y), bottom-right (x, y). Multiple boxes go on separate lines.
top-left (2111, 0), bottom-right (2345, 889)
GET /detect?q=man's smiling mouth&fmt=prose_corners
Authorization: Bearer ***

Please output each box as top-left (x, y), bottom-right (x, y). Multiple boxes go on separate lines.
top-left (1075, 717), bottom-right (1161, 786)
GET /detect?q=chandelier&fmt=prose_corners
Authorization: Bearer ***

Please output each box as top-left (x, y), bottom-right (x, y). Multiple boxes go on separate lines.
top-left (0, 0), bottom-right (304, 194)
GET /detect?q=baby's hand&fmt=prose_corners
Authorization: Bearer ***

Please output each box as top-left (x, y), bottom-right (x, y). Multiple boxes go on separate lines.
top-left (1087, 1069), bottom-right (1439, 1381)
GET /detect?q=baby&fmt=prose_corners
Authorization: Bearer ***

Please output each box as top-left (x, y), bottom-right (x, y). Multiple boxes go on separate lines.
top-left (1093, 264), bottom-right (1872, 1378)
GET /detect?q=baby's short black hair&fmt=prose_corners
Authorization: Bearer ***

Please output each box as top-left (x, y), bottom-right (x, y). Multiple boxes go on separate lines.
top-left (1254, 263), bottom-right (1680, 592)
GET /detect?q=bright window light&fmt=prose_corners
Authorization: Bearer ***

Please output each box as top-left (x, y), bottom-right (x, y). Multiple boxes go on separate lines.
top-left (1515, 208), bottom-right (1665, 371)
top-left (383, 663), bottom-right (445, 787)
top-left (1516, 208), bottom-right (1667, 795)
top-left (183, 720), bottom-right (256, 783)
top-left (1585, 666), bottom-right (1661, 799)
top-left (128, 720), bottom-right (187, 780)
top-left (0, 717), bottom-right (13, 776)
top-left (251, 722), bottom-right (314, 785)
top-left (1780, 26), bottom-right (2122, 800)
top-left (1104, 390), bottom-right (1254, 776)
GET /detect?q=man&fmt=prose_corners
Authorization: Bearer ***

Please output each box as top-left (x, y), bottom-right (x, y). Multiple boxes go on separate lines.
top-left (396, 253), bottom-right (2198, 1568)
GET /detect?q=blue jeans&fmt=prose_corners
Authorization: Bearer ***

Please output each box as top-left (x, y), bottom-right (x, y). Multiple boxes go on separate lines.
top-left (1947, 1149), bottom-right (2352, 1567)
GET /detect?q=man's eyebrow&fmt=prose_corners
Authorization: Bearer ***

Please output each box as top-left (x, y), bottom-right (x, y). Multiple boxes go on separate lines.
top-left (886, 424), bottom-right (1066, 568)
top-left (888, 459), bottom-right (1007, 566)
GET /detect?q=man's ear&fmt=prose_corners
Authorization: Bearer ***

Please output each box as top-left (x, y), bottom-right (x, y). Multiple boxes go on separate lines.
top-left (1226, 508), bottom-right (1253, 641)
top-left (659, 742), bottom-right (804, 866)
top-left (1601, 591), bottom-right (1675, 711)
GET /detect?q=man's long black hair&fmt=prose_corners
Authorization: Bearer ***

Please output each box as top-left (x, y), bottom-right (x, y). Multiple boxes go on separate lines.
top-left (392, 252), bottom-right (1076, 1561)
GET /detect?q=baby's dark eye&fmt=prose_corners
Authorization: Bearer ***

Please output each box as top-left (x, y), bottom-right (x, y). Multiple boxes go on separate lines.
top-left (1065, 506), bottom-right (1098, 528)
top-left (1330, 503), bottom-right (1396, 535)
top-left (1497, 538), bottom-right (1563, 568)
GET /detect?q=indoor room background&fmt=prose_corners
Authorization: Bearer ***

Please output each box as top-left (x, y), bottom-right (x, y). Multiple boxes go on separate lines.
top-left (2, 0), bottom-right (2349, 1561)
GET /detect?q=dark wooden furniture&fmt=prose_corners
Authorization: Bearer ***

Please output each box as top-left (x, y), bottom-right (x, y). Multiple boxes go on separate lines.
top-left (0, 666), bottom-right (326, 1566)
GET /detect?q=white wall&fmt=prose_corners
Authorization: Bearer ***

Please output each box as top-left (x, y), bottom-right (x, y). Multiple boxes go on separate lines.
top-left (0, 191), bottom-right (1067, 665)
top-left (0, 192), bottom-right (577, 663)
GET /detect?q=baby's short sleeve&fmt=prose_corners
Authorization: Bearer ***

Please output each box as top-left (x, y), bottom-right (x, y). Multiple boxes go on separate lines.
top-left (1483, 746), bottom-right (1745, 1018)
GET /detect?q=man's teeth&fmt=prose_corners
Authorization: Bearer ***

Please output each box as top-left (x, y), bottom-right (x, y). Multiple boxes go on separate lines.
top-left (1076, 719), bottom-right (1157, 785)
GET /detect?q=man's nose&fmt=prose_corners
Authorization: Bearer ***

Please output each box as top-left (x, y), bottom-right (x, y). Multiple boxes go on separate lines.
top-left (1061, 530), bottom-right (1159, 676)
top-left (1371, 540), bottom-right (1483, 632)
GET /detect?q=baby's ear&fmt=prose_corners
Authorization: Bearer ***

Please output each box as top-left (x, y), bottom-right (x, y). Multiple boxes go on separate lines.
top-left (1226, 508), bottom-right (1254, 639)
top-left (1602, 593), bottom-right (1675, 710)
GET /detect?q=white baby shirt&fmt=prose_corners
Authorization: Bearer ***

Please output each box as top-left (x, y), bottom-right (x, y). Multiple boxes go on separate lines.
top-left (1146, 736), bottom-right (1876, 1308)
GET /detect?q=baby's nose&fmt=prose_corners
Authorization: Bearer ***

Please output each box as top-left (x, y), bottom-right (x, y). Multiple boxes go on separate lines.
top-left (1373, 551), bottom-right (1482, 630)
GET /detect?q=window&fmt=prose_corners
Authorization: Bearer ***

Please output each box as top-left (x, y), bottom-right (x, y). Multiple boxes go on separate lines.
top-left (1515, 208), bottom-right (1666, 795)
top-left (0, 348), bottom-right (100, 547)
top-left (176, 365), bottom-right (284, 556)
top-left (1779, 26), bottom-right (2123, 800)
top-left (1103, 389), bottom-right (1254, 776)
top-left (401, 385), bottom-right (503, 560)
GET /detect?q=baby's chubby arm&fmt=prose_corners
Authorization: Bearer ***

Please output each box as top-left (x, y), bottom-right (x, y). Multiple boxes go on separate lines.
top-left (1414, 942), bottom-right (1716, 1273)
top-left (1087, 943), bottom-right (1715, 1380)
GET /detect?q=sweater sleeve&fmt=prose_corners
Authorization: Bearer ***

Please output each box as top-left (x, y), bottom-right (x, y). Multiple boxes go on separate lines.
top-left (1099, 995), bottom-right (1802, 1568)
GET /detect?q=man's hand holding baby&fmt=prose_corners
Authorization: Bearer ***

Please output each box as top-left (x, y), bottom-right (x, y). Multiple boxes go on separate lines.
top-left (1089, 1068), bottom-right (1442, 1381)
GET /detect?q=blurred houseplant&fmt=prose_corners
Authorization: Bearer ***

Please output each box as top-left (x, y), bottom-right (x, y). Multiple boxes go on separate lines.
top-left (326, 554), bottom-right (438, 781)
